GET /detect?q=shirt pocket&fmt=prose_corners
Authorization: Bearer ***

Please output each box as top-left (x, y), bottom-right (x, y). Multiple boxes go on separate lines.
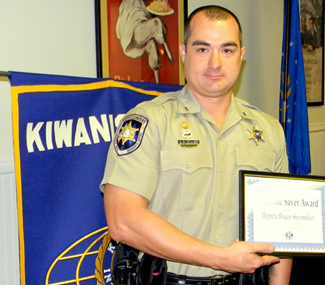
top-left (235, 148), bottom-right (275, 172)
top-left (160, 149), bottom-right (213, 211)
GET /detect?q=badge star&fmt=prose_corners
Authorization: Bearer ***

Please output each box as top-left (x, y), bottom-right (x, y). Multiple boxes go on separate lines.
top-left (247, 126), bottom-right (265, 146)
top-left (117, 122), bottom-right (139, 145)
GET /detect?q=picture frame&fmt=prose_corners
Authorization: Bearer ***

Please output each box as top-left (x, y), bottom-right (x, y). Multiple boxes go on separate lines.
top-left (95, 0), bottom-right (187, 85)
top-left (299, 0), bottom-right (324, 106)
top-left (239, 170), bottom-right (325, 257)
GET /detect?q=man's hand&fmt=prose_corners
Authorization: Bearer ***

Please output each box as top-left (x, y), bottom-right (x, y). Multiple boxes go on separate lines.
top-left (216, 240), bottom-right (280, 273)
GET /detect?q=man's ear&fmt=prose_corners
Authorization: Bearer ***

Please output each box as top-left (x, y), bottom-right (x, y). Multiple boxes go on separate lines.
top-left (179, 43), bottom-right (186, 63)
top-left (240, 46), bottom-right (246, 60)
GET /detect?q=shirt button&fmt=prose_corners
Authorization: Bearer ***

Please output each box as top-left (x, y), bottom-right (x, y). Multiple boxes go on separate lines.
top-left (220, 167), bottom-right (225, 174)
top-left (218, 202), bottom-right (223, 208)
top-left (186, 162), bottom-right (192, 169)
top-left (258, 162), bottom-right (262, 167)
top-left (214, 235), bottom-right (219, 242)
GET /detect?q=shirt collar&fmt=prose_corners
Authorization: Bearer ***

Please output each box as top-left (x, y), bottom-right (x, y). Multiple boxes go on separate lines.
top-left (176, 86), bottom-right (257, 124)
top-left (221, 96), bottom-right (258, 133)
top-left (177, 85), bottom-right (202, 114)
top-left (231, 96), bottom-right (258, 123)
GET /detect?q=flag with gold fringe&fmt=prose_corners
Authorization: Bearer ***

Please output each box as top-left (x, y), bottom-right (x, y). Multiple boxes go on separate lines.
top-left (10, 71), bottom-right (182, 285)
top-left (279, 0), bottom-right (311, 175)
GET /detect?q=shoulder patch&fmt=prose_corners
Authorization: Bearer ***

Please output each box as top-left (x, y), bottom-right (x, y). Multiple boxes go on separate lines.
top-left (114, 114), bottom-right (148, 156)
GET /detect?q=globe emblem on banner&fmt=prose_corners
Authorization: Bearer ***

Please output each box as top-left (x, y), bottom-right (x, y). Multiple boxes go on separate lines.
top-left (46, 227), bottom-right (115, 285)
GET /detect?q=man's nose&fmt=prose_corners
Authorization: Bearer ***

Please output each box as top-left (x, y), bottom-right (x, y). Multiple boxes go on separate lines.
top-left (208, 51), bottom-right (221, 69)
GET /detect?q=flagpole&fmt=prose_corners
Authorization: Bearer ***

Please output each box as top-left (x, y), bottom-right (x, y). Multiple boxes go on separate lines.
top-left (0, 71), bottom-right (11, 77)
top-left (282, 0), bottom-right (292, 131)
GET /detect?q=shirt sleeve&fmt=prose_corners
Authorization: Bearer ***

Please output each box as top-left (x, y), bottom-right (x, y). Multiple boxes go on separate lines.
top-left (100, 107), bottom-right (160, 201)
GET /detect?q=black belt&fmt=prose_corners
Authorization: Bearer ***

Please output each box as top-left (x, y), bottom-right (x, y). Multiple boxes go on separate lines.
top-left (166, 273), bottom-right (241, 285)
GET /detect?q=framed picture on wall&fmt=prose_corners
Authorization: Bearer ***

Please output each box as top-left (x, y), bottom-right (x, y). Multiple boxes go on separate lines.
top-left (95, 0), bottom-right (187, 85)
top-left (299, 0), bottom-right (324, 106)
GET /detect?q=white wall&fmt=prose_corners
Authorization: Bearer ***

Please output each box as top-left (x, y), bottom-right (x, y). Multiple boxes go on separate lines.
top-left (0, 1), bottom-right (97, 284)
top-left (0, 1), bottom-right (97, 160)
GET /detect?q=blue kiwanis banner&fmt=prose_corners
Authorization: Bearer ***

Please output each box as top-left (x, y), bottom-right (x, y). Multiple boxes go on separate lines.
top-left (10, 71), bottom-right (182, 285)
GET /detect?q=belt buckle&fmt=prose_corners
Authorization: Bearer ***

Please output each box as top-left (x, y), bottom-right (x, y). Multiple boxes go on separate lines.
top-left (211, 275), bottom-right (225, 285)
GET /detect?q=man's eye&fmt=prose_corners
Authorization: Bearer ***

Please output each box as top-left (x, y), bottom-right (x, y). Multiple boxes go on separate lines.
top-left (198, 48), bottom-right (207, 53)
top-left (223, 49), bottom-right (234, 54)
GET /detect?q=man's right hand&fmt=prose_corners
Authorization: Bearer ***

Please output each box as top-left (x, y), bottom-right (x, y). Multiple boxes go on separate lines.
top-left (216, 240), bottom-right (280, 274)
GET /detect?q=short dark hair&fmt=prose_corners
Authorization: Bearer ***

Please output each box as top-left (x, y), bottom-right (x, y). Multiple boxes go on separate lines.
top-left (184, 5), bottom-right (243, 47)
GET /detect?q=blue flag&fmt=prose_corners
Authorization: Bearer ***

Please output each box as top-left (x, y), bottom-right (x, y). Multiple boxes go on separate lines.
top-left (279, 0), bottom-right (311, 175)
top-left (10, 71), bottom-right (182, 285)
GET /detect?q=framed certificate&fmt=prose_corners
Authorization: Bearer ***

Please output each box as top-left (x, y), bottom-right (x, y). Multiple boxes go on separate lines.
top-left (239, 170), bottom-right (325, 256)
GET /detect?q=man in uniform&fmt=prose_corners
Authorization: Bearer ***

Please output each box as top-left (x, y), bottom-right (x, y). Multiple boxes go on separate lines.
top-left (101, 5), bottom-right (292, 285)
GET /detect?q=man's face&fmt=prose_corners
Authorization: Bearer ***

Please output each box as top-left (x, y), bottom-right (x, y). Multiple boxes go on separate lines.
top-left (180, 12), bottom-right (245, 100)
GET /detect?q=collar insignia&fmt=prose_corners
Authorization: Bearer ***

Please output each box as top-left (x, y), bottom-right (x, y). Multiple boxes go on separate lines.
top-left (247, 126), bottom-right (265, 146)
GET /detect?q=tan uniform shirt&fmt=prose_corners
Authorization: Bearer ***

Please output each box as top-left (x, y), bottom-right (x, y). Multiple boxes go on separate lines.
top-left (101, 85), bottom-right (289, 277)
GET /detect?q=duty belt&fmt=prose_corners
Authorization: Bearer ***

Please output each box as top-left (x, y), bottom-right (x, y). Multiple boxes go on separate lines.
top-left (166, 273), bottom-right (240, 285)
top-left (166, 266), bottom-right (269, 285)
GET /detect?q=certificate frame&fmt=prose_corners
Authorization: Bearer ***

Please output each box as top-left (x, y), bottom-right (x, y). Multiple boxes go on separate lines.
top-left (239, 170), bottom-right (325, 256)
top-left (95, 0), bottom-right (187, 85)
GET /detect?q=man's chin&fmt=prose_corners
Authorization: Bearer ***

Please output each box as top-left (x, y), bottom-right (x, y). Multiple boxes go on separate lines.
top-left (205, 85), bottom-right (229, 96)
top-left (201, 89), bottom-right (232, 99)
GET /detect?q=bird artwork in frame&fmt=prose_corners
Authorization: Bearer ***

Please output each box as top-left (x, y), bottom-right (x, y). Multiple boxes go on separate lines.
top-left (96, 0), bottom-right (186, 85)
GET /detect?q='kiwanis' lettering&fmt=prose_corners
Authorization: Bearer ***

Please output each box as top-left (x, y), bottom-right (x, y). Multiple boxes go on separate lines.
top-left (26, 114), bottom-right (125, 153)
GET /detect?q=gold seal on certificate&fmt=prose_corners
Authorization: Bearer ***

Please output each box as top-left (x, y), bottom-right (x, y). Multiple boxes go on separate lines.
top-left (239, 170), bottom-right (325, 256)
